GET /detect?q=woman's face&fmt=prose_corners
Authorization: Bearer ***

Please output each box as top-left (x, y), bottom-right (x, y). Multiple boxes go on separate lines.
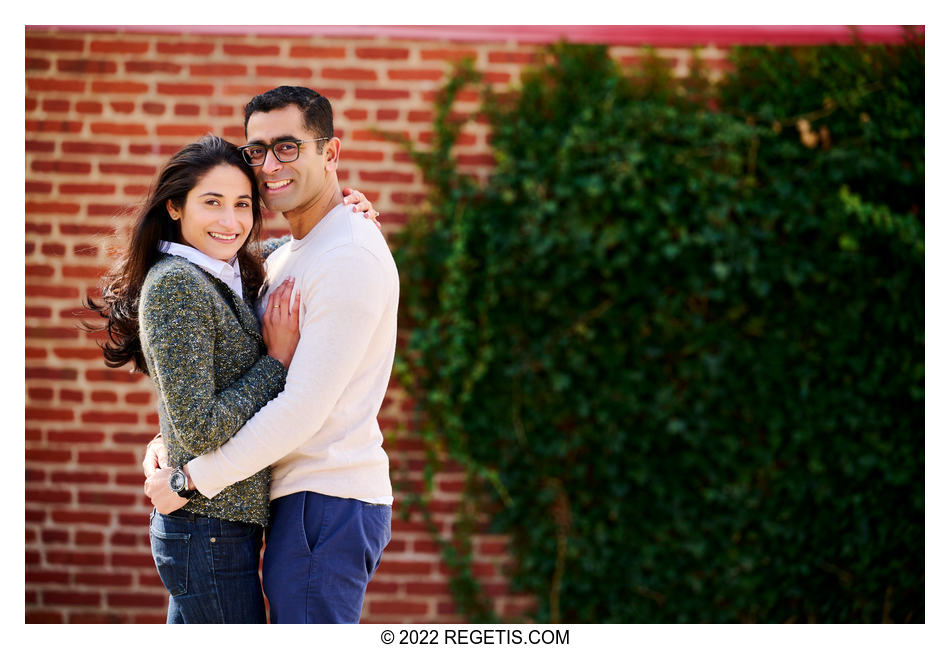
top-left (168, 164), bottom-right (255, 262)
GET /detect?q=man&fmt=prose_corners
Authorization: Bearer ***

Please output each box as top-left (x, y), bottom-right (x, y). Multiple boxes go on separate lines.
top-left (144, 86), bottom-right (398, 623)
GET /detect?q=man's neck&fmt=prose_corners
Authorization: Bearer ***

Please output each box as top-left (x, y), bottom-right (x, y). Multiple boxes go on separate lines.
top-left (283, 184), bottom-right (344, 239)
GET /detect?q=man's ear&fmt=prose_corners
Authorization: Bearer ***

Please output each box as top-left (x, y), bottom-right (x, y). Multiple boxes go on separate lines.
top-left (323, 137), bottom-right (342, 172)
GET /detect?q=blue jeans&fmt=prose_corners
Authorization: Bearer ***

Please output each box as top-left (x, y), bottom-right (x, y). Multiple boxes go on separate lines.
top-left (262, 492), bottom-right (392, 623)
top-left (149, 509), bottom-right (266, 624)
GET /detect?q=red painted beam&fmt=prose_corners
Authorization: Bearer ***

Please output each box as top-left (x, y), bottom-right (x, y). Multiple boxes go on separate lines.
top-left (28, 25), bottom-right (923, 46)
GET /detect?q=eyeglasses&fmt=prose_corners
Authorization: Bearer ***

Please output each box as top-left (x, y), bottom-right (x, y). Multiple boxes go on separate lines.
top-left (238, 138), bottom-right (330, 166)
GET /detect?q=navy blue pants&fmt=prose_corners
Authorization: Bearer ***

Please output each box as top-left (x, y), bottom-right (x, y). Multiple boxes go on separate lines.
top-left (262, 492), bottom-right (392, 623)
top-left (149, 509), bottom-right (267, 624)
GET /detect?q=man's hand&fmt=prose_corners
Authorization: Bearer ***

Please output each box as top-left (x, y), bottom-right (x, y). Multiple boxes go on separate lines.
top-left (142, 435), bottom-right (169, 478)
top-left (144, 467), bottom-right (189, 514)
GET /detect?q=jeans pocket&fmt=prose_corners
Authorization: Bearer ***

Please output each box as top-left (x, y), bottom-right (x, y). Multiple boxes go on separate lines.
top-left (150, 515), bottom-right (191, 597)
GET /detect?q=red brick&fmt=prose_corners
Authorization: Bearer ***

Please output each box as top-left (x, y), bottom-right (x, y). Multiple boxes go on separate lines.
top-left (190, 63), bottom-right (247, 76)
top-left (75, 530), bottom-right (105, 545)
top-left (343, 149), bottom-right (385, 162)
top-left (142, 101), bottom-right (166, 115)
top-left (26, 119), bottom-right (83, 133)
top-left (289, 45), bottom-right (347, 58)
top-left (27, 386), bottom-right (55, 400)
top-left (40, 530), bottom-right (69, 545)
top-left (106, 592), bottom-right (167, 608)
top-left (110, 532), bottom-right (141, 546)
top-left (91, 122), bottom-right (148, 136)
top-left (69, 612), bottom-right (128, 624)
top-left (156, 124), bottom-right (213, 137)
top-left (79, 491), bottom-right (137, 506)
top-left (349, 88), bottom-right (408, 104)
top-left (50, 470), bottom-right (109, 484)
top-left (57, 59), bottom-right (118, 74)
top-left (483, 72), bottom-right (511, 84)
top-left (28, 489), bottom-right (72, 504)
top-left (26, 180), bottom-right (53, 194)
top-left (356, 47), bottom-right (410, 60)
top-left (44, 590), bottom-right (102, 607)
top-left (124, 392), bottom-right (153, 405)
top-left (32, 160), bottom-right (92, 174)
top-left (209, 104), bottom-right (235, 117)
top-left (60, 182), bottom-right (116, 195)
top-left (50, 511), bottom-right (111, 526)
top-left (48, 430), bottom-right (105, 444)
top-left (388, 69), bottom-right (444, 81)
top-left (78, 449), bottom-right (137, 464)
top-left (174, 103), bottom-right (200, 116)
top-left (26, 201), bottom-right (82, 215)
top-left (370, 601), bottom-right (430, 615)
top-left (26, 611), bottom-right (64, 623)
top-left (75, 572), bottom-right (134, 586)
top-left (91, 80), bottom-right (149, 94)
top-left (111, 553), bottom-right (156, 568)
top-left (110, 101), bottom-right (135, 114)
top-left (60, 389), bottom-right (84, 402)
top-left (125, 60), bottom-right (183, 74)
top-left (322, 67), bottom-right (377, 81)
top-left (26, 140), bottom-right (56, 153)
top-left (86, 369), bottom-right (142, 383)
top-left (157, 41), bottom-right (214, 55)
top-left (26, 37), bottom-right (84, 52)
top-left (377, 109), bottom-right (399, 121)
top-left (62, 141), bottom-right (121, 155)
top-left (26, 367), bottom-right (78, 381)
top-left (25, 57), bottom-right (51, 71)
top-left (408, 110), bottom-right (434, 123)
top-left (27, 79), bottom-right (85, 93)
top-left (41, 99), bottom-right (69, 112)
top-left (25, 264), bottom-right (54, 278)
top-left (257, 65), bottom-right (312, 78)
top-left (223, 43), bottom-right (280, 56)
top-left (489, 51), bottom-right (540, 64)
top-left (25, 407), bottom-right (75, 421)
top-left (379, 560), bottom-right (432, 575)
top-left (156, 82), bottom-right (214, 96)
top-left (76, 101), bottom-right (104, 114)
top-left (25, 570), bottom-right (70, 584)
top-left (91, 39), bottom-right (150, 54)
top-left (421, 49), bottom-right (478, 62)
top-left (360, 170), bottom-right (415, 184)
top-left (53, 346), bottom-right (103, 359)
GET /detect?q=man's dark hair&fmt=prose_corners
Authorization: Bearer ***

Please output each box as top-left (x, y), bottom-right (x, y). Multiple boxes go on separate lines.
top-left (243, 86), bottom-right (334, 141)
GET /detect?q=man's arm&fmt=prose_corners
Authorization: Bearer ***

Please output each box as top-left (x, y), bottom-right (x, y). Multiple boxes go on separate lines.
top-left (186, 246), bottom-right (391, 498)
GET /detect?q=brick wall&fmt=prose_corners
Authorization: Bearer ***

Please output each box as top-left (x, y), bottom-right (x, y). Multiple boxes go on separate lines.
top-left (25, 25), bottom-right (913, 624)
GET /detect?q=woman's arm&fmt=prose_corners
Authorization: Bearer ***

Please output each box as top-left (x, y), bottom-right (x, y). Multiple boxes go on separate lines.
top-left (140, 265), bottom-right (288, 459)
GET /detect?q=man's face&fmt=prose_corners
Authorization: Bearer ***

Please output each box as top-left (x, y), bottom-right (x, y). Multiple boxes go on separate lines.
top-left (245, 105), bottom-right (327, 216)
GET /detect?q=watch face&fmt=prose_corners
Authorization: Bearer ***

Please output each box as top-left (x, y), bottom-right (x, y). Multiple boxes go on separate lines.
top-left (170, 471), bottom-right (185, 492)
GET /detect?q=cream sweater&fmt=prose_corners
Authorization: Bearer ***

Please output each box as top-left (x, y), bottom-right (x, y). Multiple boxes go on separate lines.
top-left (187, 202), bottom-right (398, 504)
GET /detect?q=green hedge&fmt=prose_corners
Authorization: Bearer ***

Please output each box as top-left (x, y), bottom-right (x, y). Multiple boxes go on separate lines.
top-left (392, 38), bottom-right (923, 623)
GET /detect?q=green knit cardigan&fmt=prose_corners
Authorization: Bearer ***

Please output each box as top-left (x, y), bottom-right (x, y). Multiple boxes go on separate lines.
top-left (139, 252), bottom-right (287, 526)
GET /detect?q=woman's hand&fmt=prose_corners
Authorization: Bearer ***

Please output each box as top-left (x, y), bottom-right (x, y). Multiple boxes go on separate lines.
top-left (262, 277), bottom-right (301, 369)
top-left (144, 467), bottom-right (189, 514)
top-left (342, 187), bottom-right (382, 230)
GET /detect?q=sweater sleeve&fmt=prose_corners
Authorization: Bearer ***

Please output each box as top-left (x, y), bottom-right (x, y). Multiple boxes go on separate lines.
top-left (186, 245), bottom-right (390, 497)
top-left (140, 265), bottom-right (288, 460)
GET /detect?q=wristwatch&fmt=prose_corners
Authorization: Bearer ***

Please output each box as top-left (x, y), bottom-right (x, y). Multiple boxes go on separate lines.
top-left (169, 467), bottom-right (196, 499)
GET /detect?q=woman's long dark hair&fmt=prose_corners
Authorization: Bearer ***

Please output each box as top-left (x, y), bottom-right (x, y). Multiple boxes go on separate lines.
top-left (85, 135), bottom-right (267, 374)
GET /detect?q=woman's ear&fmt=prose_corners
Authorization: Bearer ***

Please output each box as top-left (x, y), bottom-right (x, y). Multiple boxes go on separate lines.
top-left (166, 199), bottom-right (180, 220)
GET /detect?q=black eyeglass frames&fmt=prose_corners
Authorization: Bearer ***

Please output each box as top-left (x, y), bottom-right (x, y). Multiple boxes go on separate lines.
top-left (238, 138), bottom-right (330, 166)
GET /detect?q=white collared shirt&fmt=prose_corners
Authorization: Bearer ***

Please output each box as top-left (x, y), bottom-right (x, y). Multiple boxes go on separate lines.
top-left (159, 240), bottom-right (243, 299)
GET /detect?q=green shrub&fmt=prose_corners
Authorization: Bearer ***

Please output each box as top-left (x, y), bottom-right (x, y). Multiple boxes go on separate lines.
top-left (393, 38), bottom-right (923, 623)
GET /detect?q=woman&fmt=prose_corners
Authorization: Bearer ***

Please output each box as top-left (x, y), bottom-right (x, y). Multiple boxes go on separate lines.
top-left (86, 135), bottom-right (378, 623)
